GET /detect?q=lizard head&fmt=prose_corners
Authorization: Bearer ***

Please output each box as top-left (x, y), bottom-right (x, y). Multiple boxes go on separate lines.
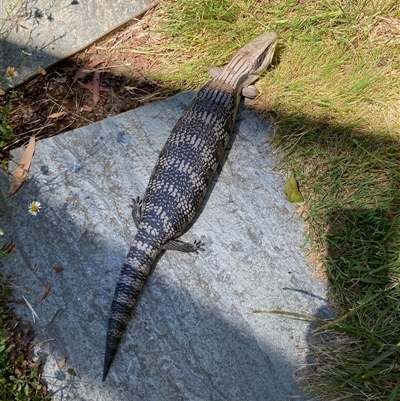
top-left (211, 32), bottom-right (278, 99)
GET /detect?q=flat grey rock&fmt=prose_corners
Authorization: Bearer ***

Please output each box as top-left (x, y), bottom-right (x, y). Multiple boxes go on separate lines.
top-left (0, 93), bottom-right (329, 400)
top-left (0, 0), bottom-right (152, 90)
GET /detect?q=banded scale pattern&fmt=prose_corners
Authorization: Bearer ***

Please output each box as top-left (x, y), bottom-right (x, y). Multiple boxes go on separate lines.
top-left (142, 81), bottom-right (237, 236)
top-left (103, 31), bottom-right (278, 381)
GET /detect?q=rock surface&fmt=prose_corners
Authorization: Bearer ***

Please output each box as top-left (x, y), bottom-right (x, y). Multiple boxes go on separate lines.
top-left (0, 93), bottom-right (330, 400)
top-left (0, 0), bottom-right (152, 90)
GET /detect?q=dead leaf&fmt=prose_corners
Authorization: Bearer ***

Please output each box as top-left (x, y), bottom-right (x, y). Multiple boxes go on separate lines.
top-left (92, 71), bottom-right (101, 108)
top-left (58, 358), bottom-right (66, 369)
top-left (53, 265), bottom-right (64, 273)
top-left (67, 368), bottom-right (77, 376)
top-left (7, 136), bottom-right (35, 197)
top-left (13, 367), bottom-right (22, 376)
top-left (73, 59), bottom-right (104, 84)
top-left (38, 283), bottom-right (51, 303)
top-left (82, 104), bottom-right (94, 112)
top-left (47, 110), bottom-right (69, 119)
top-left (284, 168), bottom-right (304, 203)
top-left (78, 72), bottom-right (109, 112)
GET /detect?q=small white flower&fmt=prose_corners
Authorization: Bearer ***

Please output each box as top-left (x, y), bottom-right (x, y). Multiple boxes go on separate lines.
top-left (6, 67), bottom-right (18, 77)
top-left (28, 201), bottom-right (41, 215)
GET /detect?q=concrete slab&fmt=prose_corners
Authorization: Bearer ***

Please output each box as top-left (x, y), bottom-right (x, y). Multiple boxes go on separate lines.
top-left (0, 0), bottom-right (153, 90)
top-left (0, 93), bottom-right (330, 400)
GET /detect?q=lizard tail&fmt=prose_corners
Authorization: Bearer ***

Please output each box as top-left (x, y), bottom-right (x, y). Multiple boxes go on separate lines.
top-left (103, 239), bottom-right (160, 381)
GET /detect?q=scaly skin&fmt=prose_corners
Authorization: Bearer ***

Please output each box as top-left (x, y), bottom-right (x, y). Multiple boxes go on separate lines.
top-left (103, 32), bottom-right (278, 381)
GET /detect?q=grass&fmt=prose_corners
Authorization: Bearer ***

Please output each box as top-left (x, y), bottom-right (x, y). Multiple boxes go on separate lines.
top-left (131, 0), bottom-right (400, 399)
top-left (281, 124), bottom-right (400, 400)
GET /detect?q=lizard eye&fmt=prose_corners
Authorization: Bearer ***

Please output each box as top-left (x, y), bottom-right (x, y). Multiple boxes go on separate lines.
top-left (254, 51), bottom-right (267, 71)
top-left (253, 41), bottom-right (276, 72)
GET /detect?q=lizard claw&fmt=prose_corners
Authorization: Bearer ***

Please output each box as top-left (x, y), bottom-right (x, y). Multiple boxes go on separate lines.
top-left (131, 196), bottom-right (143, 209)
top-left (192, 239), bottom-right (205, 253)
top-left (130, 196), bottom-right (143, 227)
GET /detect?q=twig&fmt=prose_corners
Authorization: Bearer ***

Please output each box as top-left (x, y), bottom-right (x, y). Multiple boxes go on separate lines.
top-left (22, 295), bottom-right (40, 323)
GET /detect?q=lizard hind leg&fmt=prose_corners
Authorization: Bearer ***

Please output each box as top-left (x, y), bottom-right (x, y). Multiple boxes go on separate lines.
top-left (130, 197), bottom-right (204, 253)
top-left (163, 238), bottom-right (205, 253)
